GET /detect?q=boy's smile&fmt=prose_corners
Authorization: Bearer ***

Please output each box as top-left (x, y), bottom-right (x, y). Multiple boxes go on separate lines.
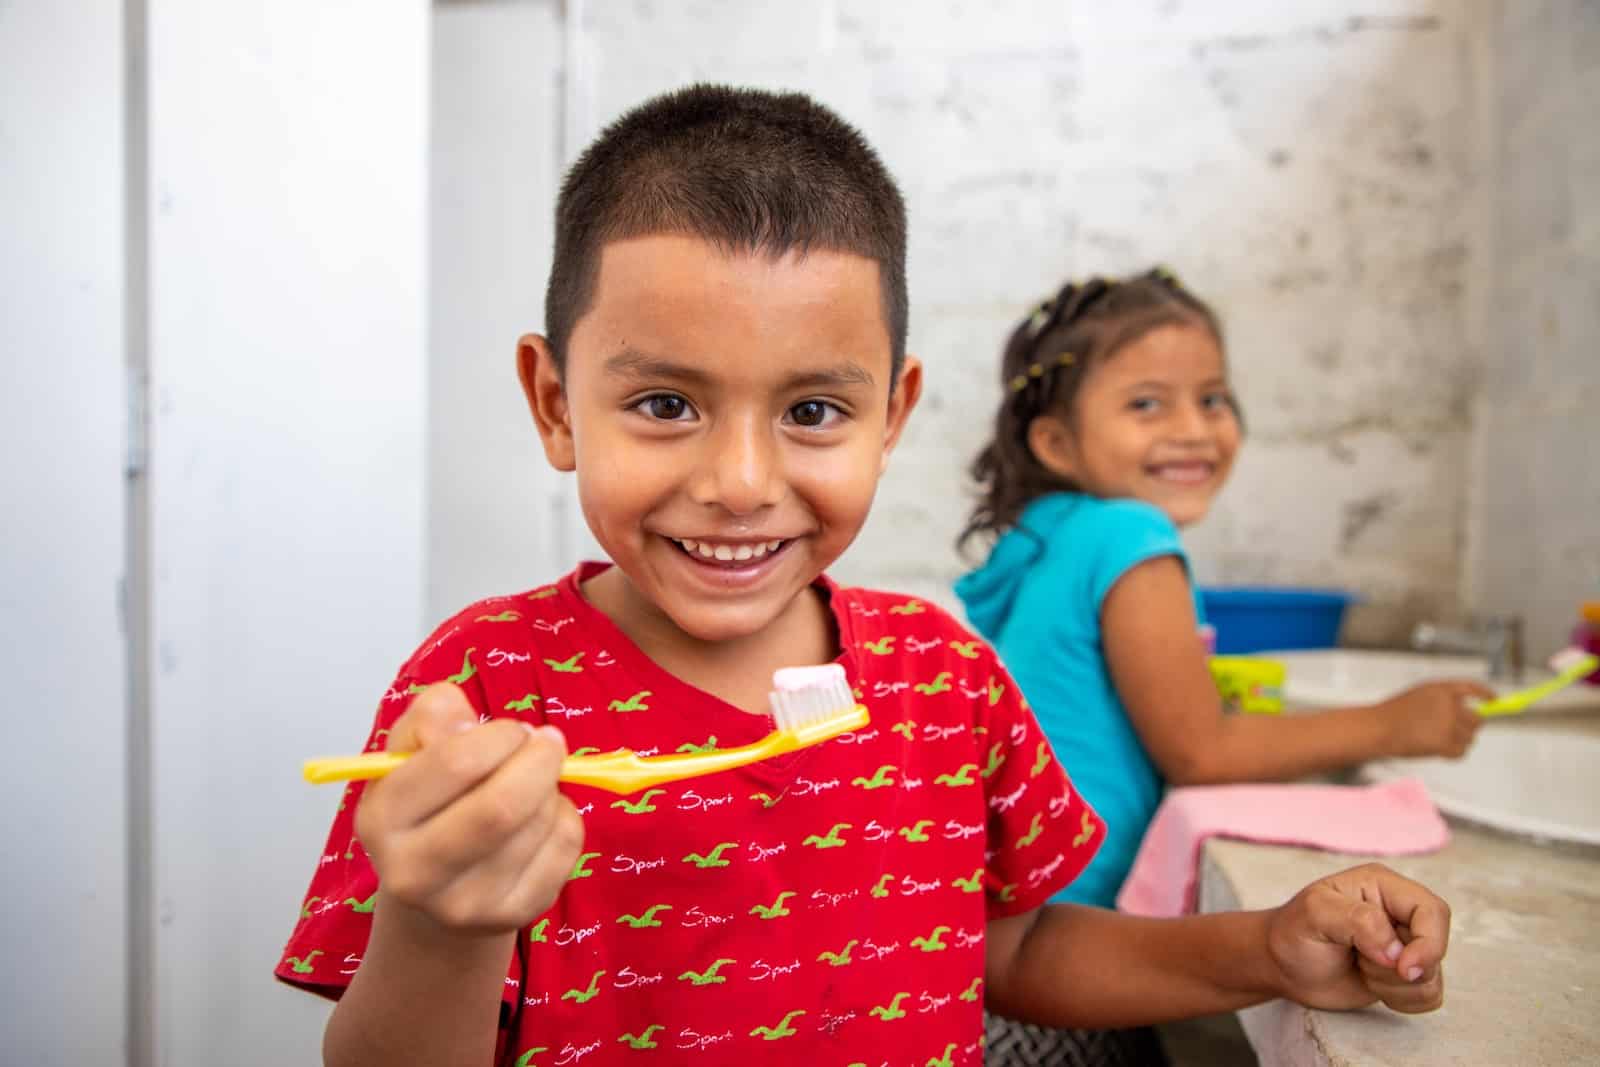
top-left (520, 234), bottom-right (921, 662)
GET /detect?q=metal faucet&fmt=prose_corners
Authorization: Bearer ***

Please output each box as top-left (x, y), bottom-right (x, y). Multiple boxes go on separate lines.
top-left (1411, 615), bottom-right (1524, 681)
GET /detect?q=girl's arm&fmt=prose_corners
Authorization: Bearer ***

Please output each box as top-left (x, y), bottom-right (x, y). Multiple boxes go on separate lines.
top-left (984, 862), bottom-right (1449, 1027)
top-left (1102, 557), bottom-right (1485, 785)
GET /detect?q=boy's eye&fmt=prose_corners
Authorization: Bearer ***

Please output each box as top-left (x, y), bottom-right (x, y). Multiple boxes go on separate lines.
top-left (1202, 391), bottom-right (1234, 412)
top-left (636, 394), bottom-right (693, 421)
top-left (787, 399), bottom-right (840, 428)
top-left (1128, 397), bottom-right (1160, 413)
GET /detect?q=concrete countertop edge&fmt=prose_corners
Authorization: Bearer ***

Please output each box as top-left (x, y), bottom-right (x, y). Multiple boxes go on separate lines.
top-left (1198, 841), bottom-right (1339, 1067)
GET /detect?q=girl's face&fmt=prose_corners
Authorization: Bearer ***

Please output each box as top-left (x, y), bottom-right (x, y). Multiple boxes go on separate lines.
top-left (1028, 322), bottom-right (1240, 528)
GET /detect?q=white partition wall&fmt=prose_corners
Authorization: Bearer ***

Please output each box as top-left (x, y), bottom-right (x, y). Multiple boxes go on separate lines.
top-left (0, 4), bottom-right (130, 1064)
top-left (429, 0), bottom-right (590, 620)
top-left (144, 2), bottom-right (428, 1061)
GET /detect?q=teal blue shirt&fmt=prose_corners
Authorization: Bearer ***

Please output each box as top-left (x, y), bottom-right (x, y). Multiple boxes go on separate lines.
top-left (954, 493), bottom-right (1202, 908)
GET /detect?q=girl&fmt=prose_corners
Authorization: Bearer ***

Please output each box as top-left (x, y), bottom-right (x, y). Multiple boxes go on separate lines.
top-left (955, 269), bottom-right (1490, 912)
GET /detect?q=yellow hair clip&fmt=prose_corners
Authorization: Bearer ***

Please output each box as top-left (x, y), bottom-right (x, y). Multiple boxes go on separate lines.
top-left (1025, 300), bottom-right (1053, 337)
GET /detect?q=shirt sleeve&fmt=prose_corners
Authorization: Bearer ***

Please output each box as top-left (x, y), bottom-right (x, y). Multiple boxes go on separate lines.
top-left (1084, 499), bottom-right (1189, 612)
top-left (273, 617), bottom-right (519, 1004)
top-left (975, 645), bottom-right (1106, 918)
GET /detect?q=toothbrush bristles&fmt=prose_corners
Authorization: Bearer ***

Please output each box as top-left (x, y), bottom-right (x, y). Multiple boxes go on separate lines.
top-left (768, 664), bottom-right (856, 732)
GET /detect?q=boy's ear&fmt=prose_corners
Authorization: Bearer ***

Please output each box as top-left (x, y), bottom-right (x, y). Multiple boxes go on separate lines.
top-left (516, 334), bottom-right (576, 472)
top-left (879, 355), bottom-right (924, 473)
top-left (1026, 413), bottom-right (1080, 482)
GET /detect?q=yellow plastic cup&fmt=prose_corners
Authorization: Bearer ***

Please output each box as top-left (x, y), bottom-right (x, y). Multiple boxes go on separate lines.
top-left (1209, 656), bottom-right (1286, 714)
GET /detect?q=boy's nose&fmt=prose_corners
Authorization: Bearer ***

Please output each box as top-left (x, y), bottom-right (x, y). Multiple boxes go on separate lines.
top-left (690, 416), bottom-right (784, 516)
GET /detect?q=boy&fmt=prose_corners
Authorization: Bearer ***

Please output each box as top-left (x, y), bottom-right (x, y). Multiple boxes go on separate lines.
top-left (279, 85), bottom-right (1450, 1067)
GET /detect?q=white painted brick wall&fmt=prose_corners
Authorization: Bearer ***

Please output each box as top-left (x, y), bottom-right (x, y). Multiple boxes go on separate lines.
top-left (1469, 1), bottom-right (1600, 659)
top-left (567, 0), bottom-right (1489, 642)
top-left (434, 1), bottom-right (1593, 652)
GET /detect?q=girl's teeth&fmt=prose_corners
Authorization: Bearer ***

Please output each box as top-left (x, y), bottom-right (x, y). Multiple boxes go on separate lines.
top-left (714, 544), bottom-right (733, 561)
top-left (734, 544), bottom-right (754, 561)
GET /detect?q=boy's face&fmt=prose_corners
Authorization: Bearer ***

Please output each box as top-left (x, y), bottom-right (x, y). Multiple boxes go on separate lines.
top-left (520, 234), bottom-right (921, 645)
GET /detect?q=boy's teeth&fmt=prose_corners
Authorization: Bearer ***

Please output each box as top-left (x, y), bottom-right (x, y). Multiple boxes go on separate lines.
top-left (674, 537), bottom-right (786, 562)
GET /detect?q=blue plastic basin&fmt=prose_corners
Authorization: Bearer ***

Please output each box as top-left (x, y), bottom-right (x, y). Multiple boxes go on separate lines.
top-left (1199, 587), bottom-right (1355, 654)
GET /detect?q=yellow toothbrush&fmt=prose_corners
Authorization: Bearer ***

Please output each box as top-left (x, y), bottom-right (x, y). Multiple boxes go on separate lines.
top-left (303, 664), bottom-right (868, 794)
top-left (1473, 648), bottom-right (1600, 717)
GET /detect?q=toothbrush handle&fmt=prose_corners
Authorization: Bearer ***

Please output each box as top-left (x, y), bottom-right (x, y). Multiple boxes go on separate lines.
top-left (302, 735), bottom-right (795, 794)
top-left (303, 752), bottom-right (409, 784)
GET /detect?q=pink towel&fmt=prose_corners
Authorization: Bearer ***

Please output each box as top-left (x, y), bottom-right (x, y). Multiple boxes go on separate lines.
top-left (1115, 777), bottom-right (1449, 918)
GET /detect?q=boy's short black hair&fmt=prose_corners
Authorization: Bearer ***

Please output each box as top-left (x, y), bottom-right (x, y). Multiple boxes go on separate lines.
top-left (545, 84), bottom-right (908, 382)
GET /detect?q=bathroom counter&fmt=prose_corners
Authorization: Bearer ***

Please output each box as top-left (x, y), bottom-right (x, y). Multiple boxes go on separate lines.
top-left (1199, 826), bottom-right (1600, 1065)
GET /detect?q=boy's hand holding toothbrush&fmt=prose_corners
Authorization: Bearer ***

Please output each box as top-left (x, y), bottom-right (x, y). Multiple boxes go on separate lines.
top-left (354, 683), bottom-right (584, 938)
top-left (1374, 680), bottom-right (1493, 759)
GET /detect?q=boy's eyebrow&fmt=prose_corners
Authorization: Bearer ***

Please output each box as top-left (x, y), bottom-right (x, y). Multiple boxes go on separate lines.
top-left (605, 348), bottom-right (877, 390)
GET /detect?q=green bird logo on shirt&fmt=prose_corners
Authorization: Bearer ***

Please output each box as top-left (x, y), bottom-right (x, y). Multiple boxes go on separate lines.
top-left (851, 765), bottom-right (897, 789)
top-left (617, 904), bottom-right (672, 928)
top-left (869, 993), bottom-right (911, 1020)
top-left (618, 1026), bottom-right (664, 1049)
top-left (683, 843), bottom-right (737, 868)
top-left (608, 690), bottom-right (651, 712)
top-left (561, 970), bottom-right (605, 1004)
top-left (803, 823), bottom-right (851, 849)
top-left (678, 959), bottom-right (735, 986)
top-left (750, 1010), bottom-right (806, 1040)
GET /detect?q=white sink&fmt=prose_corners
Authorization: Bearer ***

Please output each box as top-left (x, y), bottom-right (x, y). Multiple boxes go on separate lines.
top-left (1266, 650), bottom-right (1600, 847)
top-left (1272, 650), bottom-right (1600, 715)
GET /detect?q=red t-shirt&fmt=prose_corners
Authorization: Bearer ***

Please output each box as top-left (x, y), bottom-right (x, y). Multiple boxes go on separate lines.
top-left (278, 563), bottom-right (1103, 1067)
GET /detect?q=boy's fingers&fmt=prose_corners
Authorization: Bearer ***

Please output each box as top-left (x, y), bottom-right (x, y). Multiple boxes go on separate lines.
top-left (1324, 895), bottom-right (1405, 971)
top-left (1376, 873), bottom-right (1451, 979)
top-left (408, 725), bottom-right (570, 861)
top-left (382, 718), bottom-right (543, 826)
top-left (386, 683), bottom-right (480, 753)
top-left (1357, 955), bottom-right (1445, 1014)
top-left (1325, 866), bottom-right (1451, 977)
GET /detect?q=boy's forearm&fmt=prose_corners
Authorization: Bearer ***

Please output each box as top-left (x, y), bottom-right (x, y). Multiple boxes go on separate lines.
top-left (989, 904), bottom-right (1282, 1029)
top-left (324, 893), bottom-right (515, 1067)
top-left (1194, 706), bottom-right (1391, 784)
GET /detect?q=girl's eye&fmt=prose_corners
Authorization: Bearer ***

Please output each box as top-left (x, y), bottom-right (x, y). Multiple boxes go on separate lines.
top-left (1202, 391), bottom-right (1234, 412)
top-left (637, 394), bottom-right (693, 421)
top-left (787, 399), bottom-right (841, 428)
top-left (1128, 397), bottom-right (1160, 414)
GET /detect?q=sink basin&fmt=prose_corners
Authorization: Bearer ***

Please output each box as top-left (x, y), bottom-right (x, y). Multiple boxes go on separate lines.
top-left (1271, 650), bottom-right (1600, 715)
top-left (1265, 649), bottom-right (1600, 847)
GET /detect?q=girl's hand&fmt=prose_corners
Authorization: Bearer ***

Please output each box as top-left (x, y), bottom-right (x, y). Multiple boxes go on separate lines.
top-left (1376, 681), bottom-right (1491, 759)
top-left (1266, 863), bottom-right (1449, 1014)
top-left (354, 683), bottom-right (584, 938)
